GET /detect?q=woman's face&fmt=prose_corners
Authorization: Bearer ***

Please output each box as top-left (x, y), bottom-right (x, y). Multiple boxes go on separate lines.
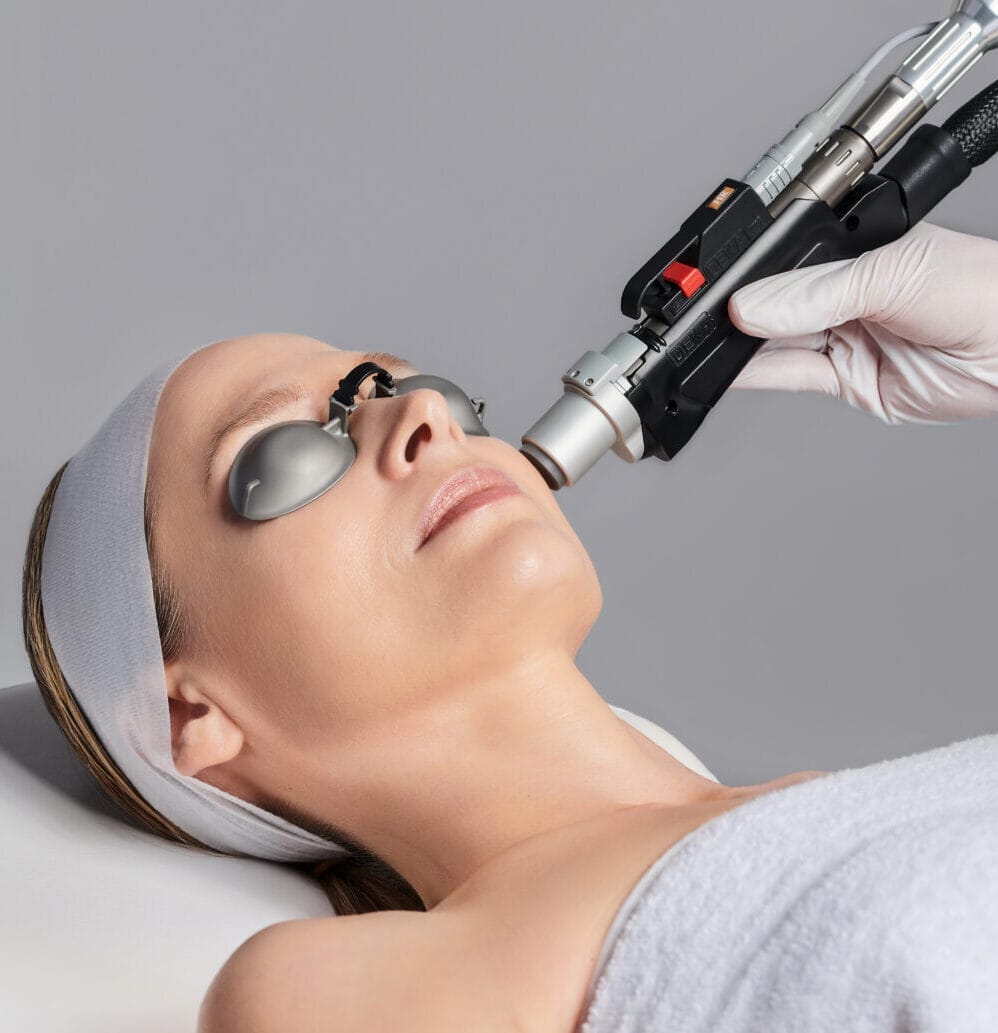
top-left (147, 333), bottom-right (602, 781)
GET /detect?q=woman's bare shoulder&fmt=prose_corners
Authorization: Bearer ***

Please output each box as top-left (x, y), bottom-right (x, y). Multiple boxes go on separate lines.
top-left (198, 908), bottom-right (508, 1033)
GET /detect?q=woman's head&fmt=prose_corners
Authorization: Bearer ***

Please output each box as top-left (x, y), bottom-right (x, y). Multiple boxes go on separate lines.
top-left (148, 333), bottom-right (601, 817)
top-left (25, 332), bottom-right (603, 910)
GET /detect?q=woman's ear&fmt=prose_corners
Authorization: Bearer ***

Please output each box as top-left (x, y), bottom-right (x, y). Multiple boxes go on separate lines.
top-left (164, 662), bottom-right (245, 777)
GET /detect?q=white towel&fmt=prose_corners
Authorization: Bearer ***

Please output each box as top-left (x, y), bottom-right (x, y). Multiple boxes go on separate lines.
top-left (577, 733), bottom-right (998, 1033)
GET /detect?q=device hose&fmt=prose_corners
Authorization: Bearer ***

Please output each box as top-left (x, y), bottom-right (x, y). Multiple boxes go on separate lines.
top-left (943, 77), bottom-right (998, 167)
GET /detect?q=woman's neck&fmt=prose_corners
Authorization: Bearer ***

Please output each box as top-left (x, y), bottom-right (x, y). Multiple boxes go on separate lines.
top-left (295, 649), bottom-right (733, 909)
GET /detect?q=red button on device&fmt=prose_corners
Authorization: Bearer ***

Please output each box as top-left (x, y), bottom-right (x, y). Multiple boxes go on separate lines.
top-left (661, 261), bottom-right (706, 298)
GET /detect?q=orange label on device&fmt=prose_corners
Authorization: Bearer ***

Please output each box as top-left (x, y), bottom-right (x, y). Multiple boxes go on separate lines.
top-left (707, 186), bottom-right (735, 210)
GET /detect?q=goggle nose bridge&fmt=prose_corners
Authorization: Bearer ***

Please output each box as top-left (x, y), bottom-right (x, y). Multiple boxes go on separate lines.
top-left (323, 361), bottom-right (399, 437)
top-left (322, 361), bottom-right (487, 438)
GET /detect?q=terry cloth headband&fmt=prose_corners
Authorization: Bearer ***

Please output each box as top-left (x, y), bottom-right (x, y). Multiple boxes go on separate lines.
top-left (39, 342), bottom-right (346, 862)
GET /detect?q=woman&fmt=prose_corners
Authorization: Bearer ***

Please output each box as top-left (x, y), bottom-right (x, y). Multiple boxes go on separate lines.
top-left (22, 222), bottom-right (998, 1032)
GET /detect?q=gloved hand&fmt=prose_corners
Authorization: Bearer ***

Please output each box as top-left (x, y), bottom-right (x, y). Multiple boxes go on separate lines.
top-left (726, 221), bottom-right (998, 424)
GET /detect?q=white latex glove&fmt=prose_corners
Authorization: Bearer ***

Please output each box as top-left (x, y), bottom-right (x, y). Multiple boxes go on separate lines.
top-left (726, 221), bottom-right (998, 424)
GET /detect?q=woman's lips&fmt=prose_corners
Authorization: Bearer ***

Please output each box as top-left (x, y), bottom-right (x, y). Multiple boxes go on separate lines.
top-left (416, 463), bottom-right (523, 550)
top-left (422, 484), bottom-right (522, 546)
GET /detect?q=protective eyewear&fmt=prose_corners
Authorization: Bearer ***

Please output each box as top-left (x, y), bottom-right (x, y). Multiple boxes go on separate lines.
top-left (228, 361), bottom-right (488, 520)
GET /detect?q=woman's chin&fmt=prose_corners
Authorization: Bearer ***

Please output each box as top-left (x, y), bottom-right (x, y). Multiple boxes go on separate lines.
top-left (432, 515), bottom-right (600, 635)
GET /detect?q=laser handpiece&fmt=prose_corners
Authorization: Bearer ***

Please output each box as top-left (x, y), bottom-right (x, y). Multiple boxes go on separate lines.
top-left (520, 0), bottom-right (998, 491)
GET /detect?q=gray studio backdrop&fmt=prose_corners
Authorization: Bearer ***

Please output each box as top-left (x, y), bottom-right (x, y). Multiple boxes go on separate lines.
top-left (4, 0), bottom-right (996, 785)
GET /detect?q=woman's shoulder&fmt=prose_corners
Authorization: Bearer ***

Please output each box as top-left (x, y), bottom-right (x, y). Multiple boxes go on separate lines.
top-left (198, 908), bottom-right (518, 1033)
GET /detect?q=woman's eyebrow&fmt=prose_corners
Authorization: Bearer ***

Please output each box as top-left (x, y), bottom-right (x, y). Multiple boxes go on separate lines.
top-left (201, 350), bottom-right (415, 497)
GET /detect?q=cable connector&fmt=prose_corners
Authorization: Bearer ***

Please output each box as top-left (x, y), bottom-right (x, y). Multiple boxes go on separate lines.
top-left (743, 22), bottom-right (937, 204)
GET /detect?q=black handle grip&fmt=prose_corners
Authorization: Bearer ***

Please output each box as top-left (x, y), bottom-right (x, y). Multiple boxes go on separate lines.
top-left (628, 176), bottom-right (909, 461)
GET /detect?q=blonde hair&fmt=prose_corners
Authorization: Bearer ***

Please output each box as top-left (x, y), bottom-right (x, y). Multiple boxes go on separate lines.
top-left (22, 461), bottom-right (424, 915)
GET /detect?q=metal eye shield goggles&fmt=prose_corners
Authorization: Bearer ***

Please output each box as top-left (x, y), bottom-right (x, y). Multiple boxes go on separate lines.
top-left (228, 360), bottom-right (489, 521)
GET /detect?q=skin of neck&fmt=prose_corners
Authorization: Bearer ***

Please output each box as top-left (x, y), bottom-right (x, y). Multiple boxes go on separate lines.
top-left (273, 646), bottom-right (731, 910)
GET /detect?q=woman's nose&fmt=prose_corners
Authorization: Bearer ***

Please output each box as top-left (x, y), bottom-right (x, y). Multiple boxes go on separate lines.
top-left (354, 387), bottom-right (467, 480)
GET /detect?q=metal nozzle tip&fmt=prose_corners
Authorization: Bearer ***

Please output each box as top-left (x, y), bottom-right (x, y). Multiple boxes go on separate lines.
top-left (519, 442), bottom-right (567, 490)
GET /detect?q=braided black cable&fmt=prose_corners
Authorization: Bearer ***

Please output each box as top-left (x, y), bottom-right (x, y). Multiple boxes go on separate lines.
top-left (941, 78), bottom-right (998, 168)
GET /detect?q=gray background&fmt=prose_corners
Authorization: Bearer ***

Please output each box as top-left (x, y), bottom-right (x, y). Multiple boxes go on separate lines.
top-left (4, 0), bottom-right (996, 786)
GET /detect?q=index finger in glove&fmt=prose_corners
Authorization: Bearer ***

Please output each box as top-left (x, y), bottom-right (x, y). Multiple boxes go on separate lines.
top-left (728, 222), bottom-right (998, 356)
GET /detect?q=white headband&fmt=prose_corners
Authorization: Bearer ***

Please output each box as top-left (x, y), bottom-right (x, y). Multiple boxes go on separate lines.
top-left (40, 343), bottom-right (346, 862)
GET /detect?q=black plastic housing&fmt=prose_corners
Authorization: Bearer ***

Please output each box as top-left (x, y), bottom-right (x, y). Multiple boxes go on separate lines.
top-left (879, 124), bottom-right (971, 225)
top-left (626, 176), bottom-right (909, 461)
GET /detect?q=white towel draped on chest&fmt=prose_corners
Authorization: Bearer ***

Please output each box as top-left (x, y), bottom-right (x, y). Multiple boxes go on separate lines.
top-left (578, 734), bottom-right (998, 1033)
